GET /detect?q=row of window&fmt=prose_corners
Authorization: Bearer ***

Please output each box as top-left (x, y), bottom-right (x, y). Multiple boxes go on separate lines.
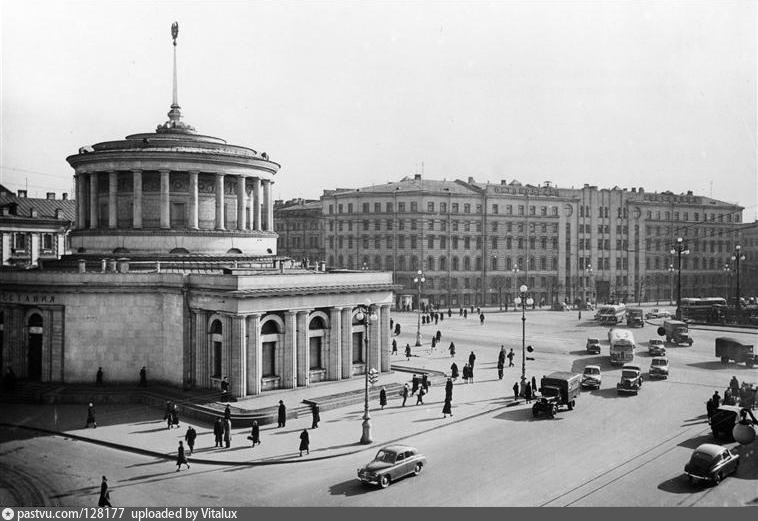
top-left (9, 232), bottom-right (57, 253)
top-left (646, 239), bottom-right (738, 253)
top-left (329, 235), bottom-right (560, 251)
top-left (330, 219), bottom-right (561, 234)
top-left (329, 201), bottom-right (562, 217)
top-left (646, 209), bottom-right (739, 223)
top-left (328, 254), bottom-right (558, 272)
top-left (646, 256), bottom-right (738, 271)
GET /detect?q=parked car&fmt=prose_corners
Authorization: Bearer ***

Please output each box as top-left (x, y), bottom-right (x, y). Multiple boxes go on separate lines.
top-left (649, 339), bottom-right (666, 356)
top-left (648, 357), bottom-right (669, 379)
top-left (586, 338), bottom-right (601, 355)
top-left (616, 364), bottom-right (643, 395)
top-left (581, 365), bottom-right (602, 390)
top-left (684, 443), bottom-right (739, 485)
top-left (645, 308), bottom-right (672, 319)
top-left (357, 445), bottom-right (426, 488)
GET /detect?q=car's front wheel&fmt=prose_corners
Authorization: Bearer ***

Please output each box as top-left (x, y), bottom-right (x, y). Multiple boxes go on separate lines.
top-left (413, 463), bottom-right (423, 476)
top-left (379, 475), bottom-right (390, 488)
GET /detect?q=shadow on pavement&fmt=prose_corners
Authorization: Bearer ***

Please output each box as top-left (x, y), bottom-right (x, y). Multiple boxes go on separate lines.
top-left (129, 426), bottom-right (173, 434)
top-left (492, 407), bottom-right (544, 422)
top-left (587, 388), bottom-right (622, 399)
top-left (328, 478), bottom-right (374, 497)
top-left (657, 474), bottom-right (696, 494)
top-left (732, 445), bottom-right (758, 481)
top-left (687, 361), bottom-right (754, 371)
top-left (570, 357), bottom-right (617, 373)
top-left (125, 459), bottom-right (165, 468)
top-left (676, 433), bottom-right (714, 450)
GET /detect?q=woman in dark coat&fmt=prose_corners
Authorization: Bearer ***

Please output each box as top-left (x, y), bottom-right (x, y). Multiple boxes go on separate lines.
top-left (311, 404), bottom-right (320, 429)
top-left (405, 343), bottom-right (412, 360)
top-left (449, 342), bottom-right (456, 358)
top-left (98, 476), bottom-right (111, 507)
top-left (421, 373), bottom-right (429, 391)
top-left (299, 429), bottom-right (310, 456)
top-left (525, 382), bottom-right (533, 404)
top-left (445, 378), bottom-right (453, 401)
top-left (213, 417), bottom-right (223, 447)
top-left (431, 337), bottom-right (436, 349)
top-left (442, 397), bottom-right (453, 418)
top-left (462, 363), bottom-right (470, 383)
top-left (176, 441), bottom-right (190, 471)
top-left (436, 330), bottom-right (442, 342)
top-left (379, 387), bottom-right (387, 409)
top-left (249, 420), bottom-right (260, 447)
top-left (277, 400), bottom-right (287, 428)
top-left (450, 362), bottom-right (459, 381)
top-left (531, 376), bottom-right (538, 396)
top-left (513, 382), bottom-right (519, 401)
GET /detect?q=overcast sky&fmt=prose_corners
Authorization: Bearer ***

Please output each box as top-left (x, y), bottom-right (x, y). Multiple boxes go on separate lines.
top-left (1, 0), bottom-right (756, 220)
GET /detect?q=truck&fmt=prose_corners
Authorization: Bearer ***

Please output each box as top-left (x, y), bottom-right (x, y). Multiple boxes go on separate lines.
top-left (626, 308), bottom-right (644, 327)
top-left (609, 328), bottom-right (636, 366)
top-left (533, 371), bottom-right (581, 418)
top-left (660, 320), bottom-right (693, 346)
top-left (715, 337), bottom-right (757, 368)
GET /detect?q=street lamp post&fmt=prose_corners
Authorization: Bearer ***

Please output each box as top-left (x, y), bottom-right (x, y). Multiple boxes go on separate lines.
top-left (722, 264), bottom-right (732, 302)
top-left (670, 237), bottom-right (690, 320)
top-left (511, 266), bottom-right (520, 311)
top-left (582, 264), bottom-right (592, 307)
top-left (513, 284), bottom-right (534, 397)
top-left (731, 245), bottom-right (746, 310)
top-left (354, 304), bottom-right (378, 444)
top-left (413, 270), bottom-right (425, 347)
top-left (668, 264), bottom-right (675, 306)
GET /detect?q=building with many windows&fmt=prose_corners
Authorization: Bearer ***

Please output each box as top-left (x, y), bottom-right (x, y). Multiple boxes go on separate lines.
top-left (1, 188), bottom-right (75, 268)
top-left (274, 198), bottom-right (325, 264)
top-left (320, 174), bottom-right (745, 308)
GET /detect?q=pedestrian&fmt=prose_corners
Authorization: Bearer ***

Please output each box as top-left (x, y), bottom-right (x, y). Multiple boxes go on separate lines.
top-left (531, 376), bottom-right (538, 396)
top-left (497, 358), bottom-right (504, 380)
top-left (468, 351), bottom-right (476, 369)
top-left (390, 318), bottom-right (394, 331)
top-left (459, 308), bottom-right (463, 317)
top-left (164, 400), bottom-right (172, 421)
top-left (431, 337), bottom-right (437, 350)
top-left (213, 417), bottom-right (223, 447)
top-left (96, 367), bottom-right (104, 386)
top-left (392, 338), bottom-right (398, 355)
top-left (379, 386), bottom-right (387, 410)
top-left (469, 362), bottom-right (475, 382)
top-left (448, 308), bottom-right (452, 318)
top-left (730, 376), bottom-right (740, 393)
top-left (479, 313), bottom-right (485, 325)
top-left (249, 420), bottom-right (261, 447)
top-left (440, 313), bottom-right (444, 322)
top-left (139, 366), bottom-right (147, 387)
top-left (394, 323), bottom-right (401, 336)
top-left (311, 403), bottom-right (320, 429)
top-left (176, 441), bottom-right (190, 471)
top-left (578, 310), bottom-right (582, 320)
top-left (85, 403), bottom-right (97, 428)
top-left (224, 404), bottom-right (231, 421)
top-left (277, 400), bottom-right (286, 428)
top-left (405, 343), bottom-right (412, 360)
top-left (525, 382), bottom-right (533, 404)
top-left (421, 373), bottom-right (429, 392)
top-left (98, 476), bottom-right (112, 507)
top-left (445, 377), bottom-right (453, 401)
top-left (170, 404), bottom-right (180, 429)
top-left (462, 363), bottom-right (470, 383)
top-left (436, 330), bottom-right (442, 342)
top-left (513, 382), bottom-right (519, 401)
top-left (416, 386), bottom-right (426, 405)
top-left (434, 314), bottom-right (439, 325)
top-left (507, 348), bottom-right (515, 367)
top-left (411, 374), bottom-right (419, 395)
top-left (220, 376), bottom-right (230, 402)
top-left (449, 342), bottom-right (456, 358)
top-left (712, 390), bottom-right (721, 409)
top-left (223, 418), bottom-right (232, 448)
top-left (184, 426), bottom-right (197, 455)
top-left (401, 383), bottom-right (410, 407)
top-left (442, 397), bottom-right (452, 418)
top-left (464, 309), bottom-right (468, 318)
top-left (706, 398), bottom-right (714, 418)
top-left (299, 429), bottom-right (310, 456)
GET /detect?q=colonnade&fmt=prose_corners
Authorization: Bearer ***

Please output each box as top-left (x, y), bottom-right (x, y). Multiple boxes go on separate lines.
top-left (74, 170), bottom-right (275, 232)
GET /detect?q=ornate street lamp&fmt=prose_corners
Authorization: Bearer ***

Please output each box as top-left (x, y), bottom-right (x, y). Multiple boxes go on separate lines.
top-left (511, 266), bottom-right (520, 311)
top-left (668, 264), bottom-right (675, 306)
top-left (413, 270), bottom-right (425, 347)
top-left (722, 264), bottom-right (732, 302)
top-left (582, 263), bottom-right (593, 308)
top-left (354, 304), bottom-right (378, 444)
top-left (731, 245), bottom-right (746, 310)
top-left (513, 284), bottom-right (534, 396)
top-left (670, 237), bottom-right (690, 319)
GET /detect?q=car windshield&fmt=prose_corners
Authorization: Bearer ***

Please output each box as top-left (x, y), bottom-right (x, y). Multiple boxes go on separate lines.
top-left (652, 359), bottom-right (666, 366)
top-left (622, 370), bottom-right (638, 378)
top-left (584, 368), bottom-right (600, 375)
top-left (374, 450), bottom-right (396, 463)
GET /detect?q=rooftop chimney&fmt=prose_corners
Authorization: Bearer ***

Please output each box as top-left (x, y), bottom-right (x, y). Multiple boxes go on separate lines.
top-left (500, 179), bottom-right (507, 185)
top-left (17, 190), bottom-right (27, 198)
top-left (468, 176), bottom-right (475, 184)
top-left (62, 193), bottom-right (68, 201)
top-left (46, 192), bottom-right (56, 200)
top-left (631, 187), bottom-right (637, 193)
top-left (414, 174), bottom-right (421, 181)
top-left (687, 190), bottom-right (693, 196)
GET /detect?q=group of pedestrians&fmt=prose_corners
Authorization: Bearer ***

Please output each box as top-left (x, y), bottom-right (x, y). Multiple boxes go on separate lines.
top-left (164, 400), bottom-right (180, 429)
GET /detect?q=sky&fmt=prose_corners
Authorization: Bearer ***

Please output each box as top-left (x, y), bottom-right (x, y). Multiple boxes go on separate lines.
top-left (1, 0), bottom-right (756, 220)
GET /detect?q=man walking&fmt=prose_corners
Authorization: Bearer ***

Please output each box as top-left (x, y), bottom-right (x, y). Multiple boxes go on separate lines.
top-left (311, 403), bottom-right (320, 429)
top-left (405, 343), bottom-right (412, 360)
top-left (416, 386), bottom-right (426, 405)
top-left (513, 382), bottom-right (519, 401)
top-left (411, 374), bottom-right (419, 395)
top-left (184, 425), bottom-right (197, 455)
top-left (379, 387), bottom-right (387, 410)
top-left (213, 417), bottom-right (223, 447)
top-left (450, 362), bottom-right (459, 381)
top-left (249, 420), bottom-right (261, 447)
top-left (712, 391), bottom-right (721, 409)
top-left (299, 429), bottom-right (310, 456)
top-left (85, 403), bottom-right (97, 428)
top-left (392, 339), bottom-right (398, 355)
top-left (525, 381), bottom-right (533, 404)
top-left (531, 376), bottom-right (538, 396)
top-left (98, 476), bottom-right (112, 507)
top-left (139, 366), bottom-right (147, 387)
top-left (507, 348), bottom-right (515, 367)
top-left (96, 367), bottom-right (104, 386)
top-left (401, 383), bottom-right (410, 407)
top-left (445, 377), bottom-right (453, 402)
top-left (176, 441), bottom-right (190, 471)
top-left (479, 313), bottom-right (485, 325)
top-left (449, 342), bottom-right (456, 358)
top-left (277, 400), bottom-right (287, 428)
top-left (468, 351), bottom-right (476, 370)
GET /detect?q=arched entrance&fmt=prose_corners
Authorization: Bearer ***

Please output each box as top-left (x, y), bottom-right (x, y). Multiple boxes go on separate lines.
top-left (27, 313), bottom-right (43, 380)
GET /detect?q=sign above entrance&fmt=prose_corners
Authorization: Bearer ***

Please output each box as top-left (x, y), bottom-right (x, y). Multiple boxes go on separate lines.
top-left (0, 293), bottom-right (57, 304)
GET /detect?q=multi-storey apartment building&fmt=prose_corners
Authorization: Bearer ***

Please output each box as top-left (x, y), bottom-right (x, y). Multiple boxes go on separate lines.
top-left (321, 175), bottom-right (745, 309)
top-left (273, 198), bottom-right (324, 264)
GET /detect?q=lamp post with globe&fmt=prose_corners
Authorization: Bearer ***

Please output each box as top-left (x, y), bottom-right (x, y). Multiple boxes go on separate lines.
top-left (513, 284), bottom-right (534, 396)
top-left (413, 270), bottom-right (425, 347)
top-left (731, 245), bottom-right (746, 310)
top-left (354, 304), bottom-right (378, 444)
top-left (670, 237), bottom-right (689, 319)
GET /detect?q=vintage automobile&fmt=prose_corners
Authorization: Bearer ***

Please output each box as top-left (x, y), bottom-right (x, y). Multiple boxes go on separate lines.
top-left (649, 357), bottom-right (669, 379)
top-left (684, 443), bottom-right (739, 485)
top-left (616, 364), bottom-right (643, 395)
top-left (581, 365), bottom-right (602, 390)
top-left (533, 372), bottom-right (581, 418)
top-left (357, 445), bottom-right (427, 488)
top-left (585, 338), bottom-right (601, 355)
top-left (649, 339), bottom-right (666, 357)
top-left (645, 308), bottom-right (672, 320)
top-left (715, 337), bottom-right (757, 368)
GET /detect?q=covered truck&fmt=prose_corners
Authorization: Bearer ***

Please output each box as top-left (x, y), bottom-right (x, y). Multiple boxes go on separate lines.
top-left (660, 320), bottom-right (693, 346)
top-left (626, 308), bottom-right (644, 327)
top-left (533, 372), bottom-right (581, 418)
top-left (715, 337), bottom-right (757, 368)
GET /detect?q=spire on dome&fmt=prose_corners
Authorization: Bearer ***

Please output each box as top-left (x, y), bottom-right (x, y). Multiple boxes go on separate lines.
top-left (157, 21), bottom-right (196, 134)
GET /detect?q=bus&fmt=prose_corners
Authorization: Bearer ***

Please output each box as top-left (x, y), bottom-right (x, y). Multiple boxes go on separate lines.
top-left (680, 297), bottom-right (727, 323)
top-left (596, 304), bottom-right (627, 325)
top-left (609, 328), bottom-right (636, 366)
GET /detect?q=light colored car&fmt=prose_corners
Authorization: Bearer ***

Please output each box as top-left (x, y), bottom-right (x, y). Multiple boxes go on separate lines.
top-left (357, 445), bottom-right (427, 488)
top-left (649, 339), bottom-right (666, 356)
top-left (586, 338), bottom-right (601, 355)
top-left (581, 365), bottom-right (602, 389)
top-left (616, 364), bottom-right (643, 394)
top-left (645, 308), bottom-right (672, 320)
top-left (649, 357), bottom-right (669, 378)
top-left (684, 443), bottom-right (739, 485)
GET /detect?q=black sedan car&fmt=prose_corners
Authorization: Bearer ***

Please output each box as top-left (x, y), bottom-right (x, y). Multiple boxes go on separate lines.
top-left (684, 443), bottom-right (739, 485)
top-left (357, 445), bottom-right (427, 488)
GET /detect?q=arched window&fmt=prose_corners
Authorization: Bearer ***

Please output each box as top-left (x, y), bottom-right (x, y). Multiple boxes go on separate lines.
top-left (210, 319), bottom-right (223, 378)
top-left (385, 255), bottom-right (393, 270)
top-left (506, 257), bottom-right (512, 270)
top-left (439, 256), bottom-right (447, 271)
top-left (398, 256), bottom-right (406, 271)
top-left (374, 255), bottom-right (382, 269)
top-left (410, 256), bottom-right (418, 271)
top-left (261, 320), bottom-right (280, 335)
top-left (309, 317), bottom-right (325, 330)
top-left (261, 317), bottom-right (283, 379)
top-left (427, 256), bottom-right (435, 271)
top-left (452, 257), bottom-right (459, 271)
top-left (463, 257), bottom-right (471, 271)
top-left (308, 315), bottom-right (327, 370)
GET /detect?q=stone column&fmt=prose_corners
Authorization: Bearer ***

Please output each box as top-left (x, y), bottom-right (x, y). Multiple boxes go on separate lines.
top-left (236, 176), bottom-right (247, 231)
top-left (253, 178), bottom-right (262, 231)
top-left (247, 182), bottom-right (254, 230)
top-left (283, 311), bottom-right (297, 388)
top-left (328, 307), bottom-right (342, 381)
top-left (231, 315), bottom-right (247, 398)
top-left (215, 173), bottom-right (225, 230)
top-left (160, 170), bottom-right (170, 229)
top-left (340, 307), bottom-right (353, 379)
top-left (380, 305), bottom-right (391, 372)
top-left (268, 181), bottom-right (275, 231)
top-left (193, 310), bottom-right (207, 388)
top-left (75, 173), bottom-right (83, 229)
top-left (188, 171), bottom-right (199, 230)
top-left (132, 170), bottom-right (143, 229)
top-left (108, 171), bottom-right (118, 229)
top-left (262, 179), bottom-right (272, 231)
top-left (246, 314), bottom-right (261, 395)
top-left (89, 172), bottom-right (98, 229)
top-left (296, 310), bottom-right (311, 387)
